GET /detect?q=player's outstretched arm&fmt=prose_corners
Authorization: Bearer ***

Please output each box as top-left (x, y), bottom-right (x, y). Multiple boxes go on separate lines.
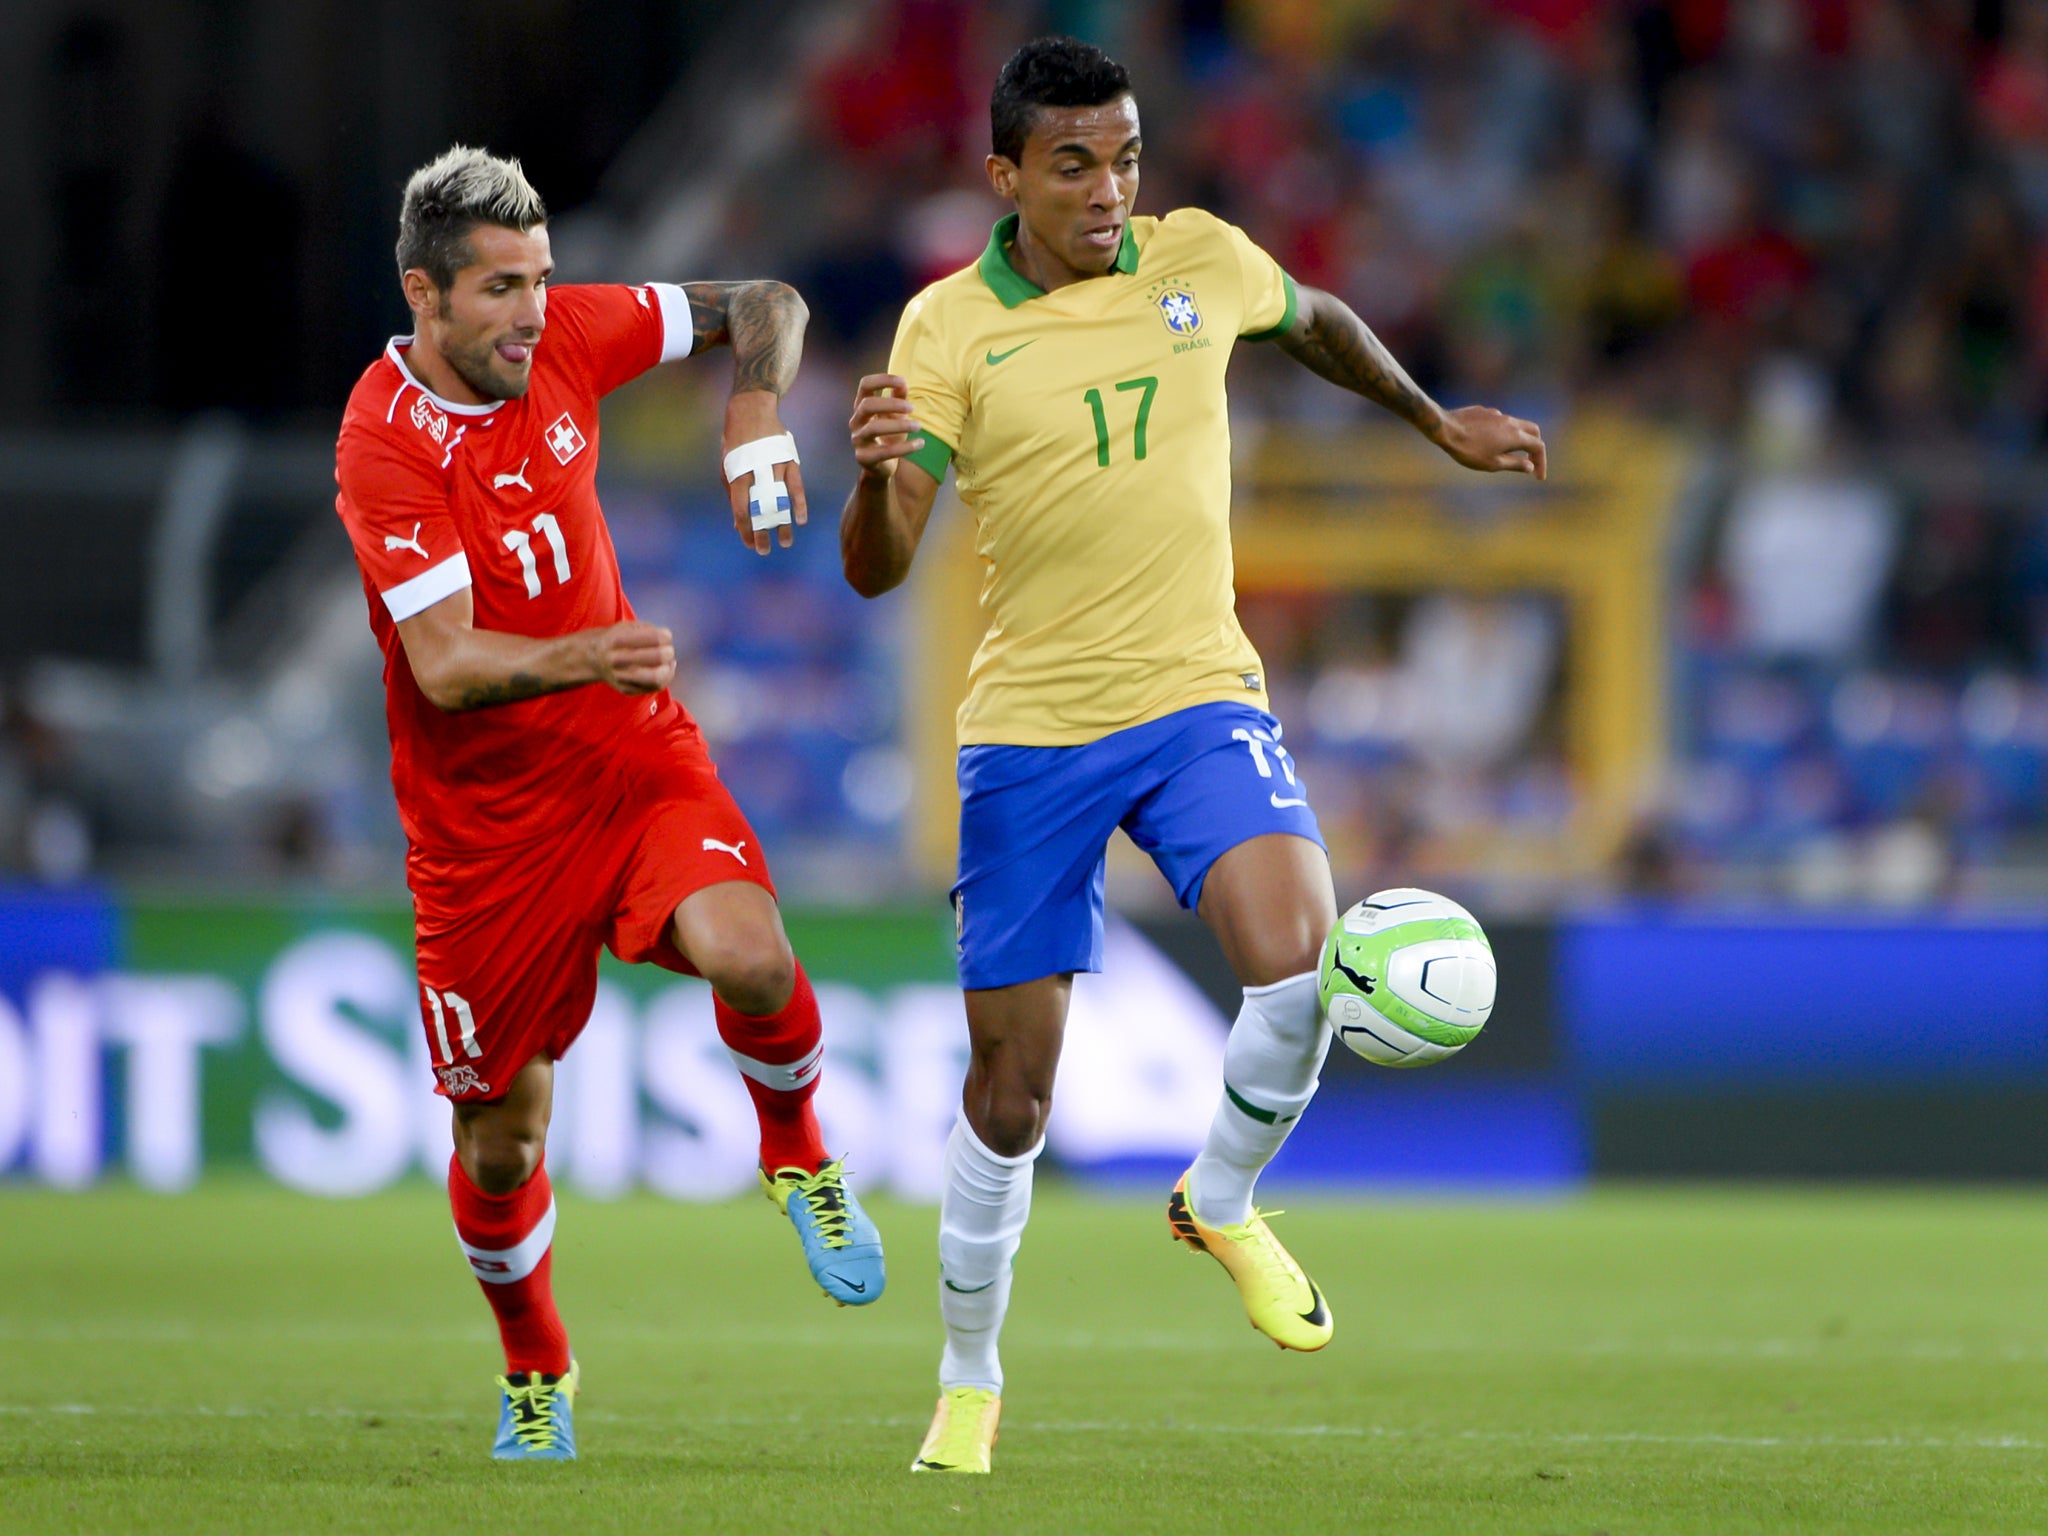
top-left (1267, 285), bottom-right (1547, 480)
top-left (682, 280), bottom-right (813, 554)
top-left (840, 373), bottom-right (941, 598)
top-left (396, 587), bottom-right (675, 712)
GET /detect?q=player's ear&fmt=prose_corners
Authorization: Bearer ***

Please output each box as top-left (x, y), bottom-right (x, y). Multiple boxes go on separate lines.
top-left (985, 153), bottom-right (1018, 201)
top-left (401, 268), bottom-right (441, 323)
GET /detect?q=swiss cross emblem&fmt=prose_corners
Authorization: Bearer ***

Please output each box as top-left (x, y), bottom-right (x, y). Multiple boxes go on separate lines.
top-left (409, 394), bottom-right (448, 443)
top-left (545, 411), bottom-right (587, 466)
top-left (1157, 289), bottom-right (1202, 336)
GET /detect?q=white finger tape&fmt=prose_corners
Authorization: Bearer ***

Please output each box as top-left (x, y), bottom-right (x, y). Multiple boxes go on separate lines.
top-left (723, 432), bottom-right (800, 532)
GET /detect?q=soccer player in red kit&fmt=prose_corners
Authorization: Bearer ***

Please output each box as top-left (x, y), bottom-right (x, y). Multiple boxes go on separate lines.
top-left (333, 146), bottom-right (885, 1460)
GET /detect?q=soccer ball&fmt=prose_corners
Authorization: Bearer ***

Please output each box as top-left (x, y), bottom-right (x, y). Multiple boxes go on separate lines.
top-left (1318, 888), bottom-right (1496, 1067)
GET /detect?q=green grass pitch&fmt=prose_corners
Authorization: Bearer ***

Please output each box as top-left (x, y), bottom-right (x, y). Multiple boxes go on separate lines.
top-left (2, 1182), bottom-right (2043, 1534)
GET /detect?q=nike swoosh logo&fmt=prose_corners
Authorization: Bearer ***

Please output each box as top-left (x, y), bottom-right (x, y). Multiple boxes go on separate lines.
top-left (1270, 793), bottom-right (1308, 808)
top-left (830, 1274), bottom-right (868, 1294)
top-left (1299, 1281), bottom-right (1329, 1328)
top-left (984, 341), bottom-right (1036, 366)
top-left (943, 1278), bottom-right (995, 1294)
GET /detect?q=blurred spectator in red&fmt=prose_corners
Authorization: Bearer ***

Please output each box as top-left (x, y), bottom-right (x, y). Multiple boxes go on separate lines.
top-left (1685, 170), bottom-right (1813, 329)
top-left (810, 0), bottom-right (977, 167)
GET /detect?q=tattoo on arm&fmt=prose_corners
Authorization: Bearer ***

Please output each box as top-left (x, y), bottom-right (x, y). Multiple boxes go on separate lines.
top-left (1272, 288), bottom-right (1440, 434)
top-left (455, 672), bottom-right (579, 711)
top-left (682, 280), bottom-right (809, 396)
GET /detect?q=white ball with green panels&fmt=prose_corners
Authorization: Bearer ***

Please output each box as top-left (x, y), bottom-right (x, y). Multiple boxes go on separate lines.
top-left (1318, 888), bottom-right (1496, 1067)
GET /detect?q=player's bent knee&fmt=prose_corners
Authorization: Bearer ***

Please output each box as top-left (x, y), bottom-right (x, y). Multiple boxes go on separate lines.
top-left (1272, 936), bottom-right (1327, 983)
top-left (978, 1089), bottom-right (1052, 1158)
top-left (1226, 916), bottom-right (1328, 990)
top-left (672, 888), bottom-right (797, 1015)
top-left (464, 1131), bottom-right (543, 1196)
top-left (699, 936), bottom-right (796, 1018)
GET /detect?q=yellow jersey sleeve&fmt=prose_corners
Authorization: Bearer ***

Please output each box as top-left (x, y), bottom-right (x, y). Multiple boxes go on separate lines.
top-left (886, 289), bottom-right (966, 482)
top-left (1219, 219), bottom-right (1299, 340)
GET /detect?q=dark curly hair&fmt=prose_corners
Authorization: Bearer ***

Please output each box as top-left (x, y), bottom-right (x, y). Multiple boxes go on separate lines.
top-left (990, 36), bottom-right (1133, 163)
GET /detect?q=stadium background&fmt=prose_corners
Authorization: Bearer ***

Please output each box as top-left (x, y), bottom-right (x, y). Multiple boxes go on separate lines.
top-left (0, 0), bottom-right (2044, 1199)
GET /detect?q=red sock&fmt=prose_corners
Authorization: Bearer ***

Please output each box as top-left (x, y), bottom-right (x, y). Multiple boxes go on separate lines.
top-left (715, 960), bottom-right (829, 1174)
top-left (448, 1151), bottom-right (571, 1377)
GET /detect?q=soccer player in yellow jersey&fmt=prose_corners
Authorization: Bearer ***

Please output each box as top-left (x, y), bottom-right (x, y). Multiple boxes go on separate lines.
top-left (839, 37), bottom-right (1546, 1474)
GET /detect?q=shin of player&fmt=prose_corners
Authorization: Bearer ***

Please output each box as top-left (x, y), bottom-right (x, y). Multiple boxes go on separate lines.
top-left (715, 960), bottom-right (829, 1174)
top-left (936, 1114), bottom-right (1041, 1394)
top-left (1188, 970), bottom-right (1331, 1229)
top-left (449, 1157), bottom-right (569, 1376)
top-left (911, 975), bottom-right (1060, 1472)
top-left (679, 887), bottom-right (885, 1306)
top-left (442, 1056), bottom-right (577, 1459)
top-left (447, 1058), bottom-right (568, 1378)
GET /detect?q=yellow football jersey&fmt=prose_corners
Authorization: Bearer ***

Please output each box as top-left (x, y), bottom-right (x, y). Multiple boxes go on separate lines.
top-left (890, 207), bottom-right (1297, 746)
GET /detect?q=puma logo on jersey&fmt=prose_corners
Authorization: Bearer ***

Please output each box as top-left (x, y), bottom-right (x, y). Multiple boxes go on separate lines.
top-left (383, 523), bottom-right (430, 559)
top-left (702, 837), bottom-right (748, 865)
top-left (493, 457), bottom-right (533, 493)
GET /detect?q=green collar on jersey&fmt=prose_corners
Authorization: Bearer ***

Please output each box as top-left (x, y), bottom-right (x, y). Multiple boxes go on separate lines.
top-left (978, 212), bottom-right (1139, 307)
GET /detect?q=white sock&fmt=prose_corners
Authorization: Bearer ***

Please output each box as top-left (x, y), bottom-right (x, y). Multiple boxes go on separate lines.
top-left (1189, 970), bottom-right (1330, 1228)
top-left (936, 1112), bottom-right (1041, 1394)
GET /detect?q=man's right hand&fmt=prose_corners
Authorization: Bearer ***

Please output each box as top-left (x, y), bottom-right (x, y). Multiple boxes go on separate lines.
top-left (849, 374), bottom-right (925, 480)
top-left (587, 621), bottom-right (675, 696)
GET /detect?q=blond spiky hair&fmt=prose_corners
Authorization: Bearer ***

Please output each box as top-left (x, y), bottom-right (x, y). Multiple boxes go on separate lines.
top-left (395, 145), bottom-right (548, 289)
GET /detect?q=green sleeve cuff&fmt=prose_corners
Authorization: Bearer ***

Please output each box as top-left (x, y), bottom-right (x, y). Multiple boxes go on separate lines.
top-left (1243, 271), bottom-right (1299, 342)
top-left (904, 431), bottom-right (955, 482)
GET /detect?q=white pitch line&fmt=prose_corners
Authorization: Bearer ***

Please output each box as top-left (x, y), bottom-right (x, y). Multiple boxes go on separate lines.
top-left (0, 1403), bottom-right (2037, 1452)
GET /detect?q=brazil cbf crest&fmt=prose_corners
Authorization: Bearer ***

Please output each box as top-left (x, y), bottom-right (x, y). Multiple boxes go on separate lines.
top-left (1156, 288), bottom-right (1202, 337)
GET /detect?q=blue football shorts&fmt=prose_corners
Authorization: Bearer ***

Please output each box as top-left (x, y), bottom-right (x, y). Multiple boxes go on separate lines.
top-left (952, 701), bottom-right (1326, 991)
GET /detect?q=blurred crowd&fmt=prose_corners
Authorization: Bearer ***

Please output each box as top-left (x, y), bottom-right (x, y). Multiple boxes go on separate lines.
top-left (792, 0), bottom-right (2048, 445)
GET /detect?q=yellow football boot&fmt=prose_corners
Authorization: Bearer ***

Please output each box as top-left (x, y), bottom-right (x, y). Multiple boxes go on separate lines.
top-left (1167, 1168), bottom-right (1333, 1351)
top-left (910, 1386), bottom-right (1001, 1473)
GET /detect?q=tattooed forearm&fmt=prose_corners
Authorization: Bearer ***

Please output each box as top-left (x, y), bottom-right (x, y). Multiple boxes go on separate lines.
top-left (454, 672), bottom-right (578, 711)
top-left (682, 279), bottom-right (809, 397)
top-left (1270, 287), bottom-right (1443, 436)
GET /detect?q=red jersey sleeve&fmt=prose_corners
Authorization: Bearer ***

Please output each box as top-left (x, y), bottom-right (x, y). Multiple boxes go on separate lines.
top-left (334, 421), bottom-right (471, 623)
top-left (546, 282), bottom-right (693, 398)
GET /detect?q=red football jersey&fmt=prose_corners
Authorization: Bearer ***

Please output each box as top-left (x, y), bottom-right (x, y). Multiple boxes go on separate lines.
top-left (334, 282), bottom-right (698, 853)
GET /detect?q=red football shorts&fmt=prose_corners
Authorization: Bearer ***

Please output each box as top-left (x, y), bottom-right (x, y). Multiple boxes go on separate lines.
top-left (407, 726), bottom-right (775, 1101)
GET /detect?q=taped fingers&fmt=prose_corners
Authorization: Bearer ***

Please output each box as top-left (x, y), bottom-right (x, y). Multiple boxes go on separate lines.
top-left (723, 432), bottom-right (800, 534)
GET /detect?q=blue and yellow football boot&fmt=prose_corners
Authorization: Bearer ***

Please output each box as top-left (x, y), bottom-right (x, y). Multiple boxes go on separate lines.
top-left (762, 1158), bottom-right (886, 1306)
top-left (491, 1358), bottom-right (578, 1460)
